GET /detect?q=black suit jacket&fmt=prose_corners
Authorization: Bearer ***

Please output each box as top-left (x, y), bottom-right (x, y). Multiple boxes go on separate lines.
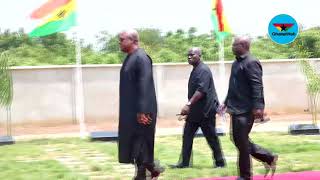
top-left (187, 62), bottom-right (220, 122)
top-left (225, 54), bottom-right (265, 115)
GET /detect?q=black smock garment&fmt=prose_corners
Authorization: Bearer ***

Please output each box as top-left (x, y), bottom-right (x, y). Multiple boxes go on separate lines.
top-left (118, 48), bottom-right (157, 164)
top-left (225, 54), bottom-right (265, 115)
top-left (187, 62), bottom-right (219, 122)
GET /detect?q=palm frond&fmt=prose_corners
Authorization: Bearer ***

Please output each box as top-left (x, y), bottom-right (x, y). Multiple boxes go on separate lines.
top-left (0, 52), bottom-right (13, 107)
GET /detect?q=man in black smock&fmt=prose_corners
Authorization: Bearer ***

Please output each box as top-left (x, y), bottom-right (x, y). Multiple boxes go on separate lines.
top-left (118, 29), bottom-right (161, 180)
top-left (171, 47), bottom-right (225, 169)
top-left (222, 36), bottom-right (278, 180)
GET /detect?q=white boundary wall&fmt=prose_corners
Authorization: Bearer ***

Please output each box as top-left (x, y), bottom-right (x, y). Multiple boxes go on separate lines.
top-left (0, 59), bottom-right (319, 124)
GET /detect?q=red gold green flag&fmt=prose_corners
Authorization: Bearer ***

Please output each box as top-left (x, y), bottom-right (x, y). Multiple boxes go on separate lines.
top-left (30, 0), bottom-right (71, 19)
top-left (29, 0), bottom-right (76, 37)
top-left (211, 0), bottom-right (231, 42)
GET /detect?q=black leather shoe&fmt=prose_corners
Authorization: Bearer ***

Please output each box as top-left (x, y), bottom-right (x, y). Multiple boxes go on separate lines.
top-left (169, 163), bottom-right (190, 169)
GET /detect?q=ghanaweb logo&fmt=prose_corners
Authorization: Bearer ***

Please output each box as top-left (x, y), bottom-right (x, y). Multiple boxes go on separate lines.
top-left (268, 14), bottom-right (298, 44)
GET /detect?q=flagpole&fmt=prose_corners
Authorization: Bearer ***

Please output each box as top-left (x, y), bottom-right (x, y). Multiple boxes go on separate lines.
top-left (74, 30), bottom-right (87, 138)
top-left (218, 39), bottom-right (227, 132)
top-left (28, 0), bottom-right (83, 136)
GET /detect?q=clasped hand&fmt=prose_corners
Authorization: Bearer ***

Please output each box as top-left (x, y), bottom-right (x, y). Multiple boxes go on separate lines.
top-left (217, 104), bottom-right (226, 116)
top-left (252, 109), bottom-right (264, 120)
top-left (137, 113), bottom-right (152, 125)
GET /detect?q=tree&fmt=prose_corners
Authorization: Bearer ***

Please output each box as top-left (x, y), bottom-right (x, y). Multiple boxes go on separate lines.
top-left (187, 27), bottom-right (197, 41)
top-left (299, 59), bottom-right (320, 125)
top-left (0, 52), bottom-right (13, 107)
top-left (137, 28), bottom-right (163, 49)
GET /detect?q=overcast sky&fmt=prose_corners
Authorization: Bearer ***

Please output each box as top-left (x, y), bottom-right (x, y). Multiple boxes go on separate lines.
top-left (1, 0), bottom-right (320, 43)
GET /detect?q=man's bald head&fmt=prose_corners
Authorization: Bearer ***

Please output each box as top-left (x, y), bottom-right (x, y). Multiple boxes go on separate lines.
top-left (189, 47), bottom-right (202, 56)
top-left (232, 36), bottom-right (251, 57)
top-left (119, 29), bottom-right (139, 44)
top-left (187, 47), bottom-right (202, 66)
top-left (119, 29), bottom-right (139, 54)
top-left (235, 36), bottom-right (251, 50)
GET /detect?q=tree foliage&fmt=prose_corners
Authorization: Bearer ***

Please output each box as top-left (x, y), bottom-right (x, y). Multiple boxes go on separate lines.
top-left (0, 27), bottom-right (320, 65)
top-left (0, 52), bottom-right (13, 107)
top-left (299, 59), bottom-right (320, 124)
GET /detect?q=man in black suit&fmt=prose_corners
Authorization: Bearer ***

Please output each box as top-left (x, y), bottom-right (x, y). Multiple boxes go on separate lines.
top-left (171, 47), bottom-right (225, 169)
top-left (222, 36), bottom-right (278, 180)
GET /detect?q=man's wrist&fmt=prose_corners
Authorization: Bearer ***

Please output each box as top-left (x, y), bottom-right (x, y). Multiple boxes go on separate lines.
top-left (186, 101), bottom-right (191, 106)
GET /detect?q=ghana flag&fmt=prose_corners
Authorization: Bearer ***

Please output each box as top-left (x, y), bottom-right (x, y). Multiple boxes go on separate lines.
top-left (273, 23), bottom-right (294, 32)
top-left (211, 0), bottom-right (231, 42)
top-left (29, 0), bottom-right (76, 37)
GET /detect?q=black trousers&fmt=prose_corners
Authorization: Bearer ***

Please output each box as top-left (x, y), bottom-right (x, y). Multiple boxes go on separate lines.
top-left (132, 117), bottom-right (157, 180)
top-left (231, 112), bottom-right (274, 179)
top-left (181, 116), bottom-right (224, 166)
top-left (132, 113), bottom-right (157, 165)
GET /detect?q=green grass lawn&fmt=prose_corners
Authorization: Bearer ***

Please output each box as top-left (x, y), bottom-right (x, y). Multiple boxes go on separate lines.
top-left (0, 132), bottom-right (319, 180)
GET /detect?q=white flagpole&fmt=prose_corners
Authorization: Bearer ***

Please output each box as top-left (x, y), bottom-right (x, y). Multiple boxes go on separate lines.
top-left (218, 40), bottom-right (226, 96)
top-left (218, 39), bottom-right (227, 132)
top-left (74, 30), bottom-right (87, 138)
top-left (72, 0), bottom-right (86, 138)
